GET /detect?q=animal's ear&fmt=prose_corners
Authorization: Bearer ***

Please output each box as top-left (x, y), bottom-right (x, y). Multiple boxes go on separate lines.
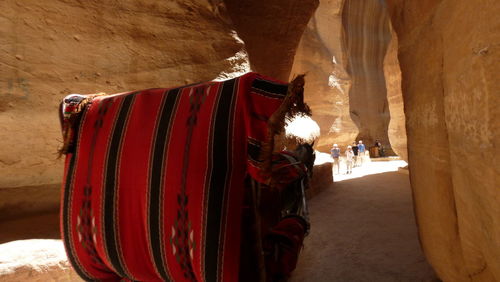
top-left (310, 141), bottom-right (315, 147)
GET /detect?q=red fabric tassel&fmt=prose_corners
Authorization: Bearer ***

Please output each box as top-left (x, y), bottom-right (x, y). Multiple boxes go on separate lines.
top-left (263, 216), bottom-right (307, 279)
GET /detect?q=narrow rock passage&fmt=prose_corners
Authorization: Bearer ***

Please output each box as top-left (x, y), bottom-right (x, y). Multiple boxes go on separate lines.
top-left (291, 161), bottom-right (438, 282)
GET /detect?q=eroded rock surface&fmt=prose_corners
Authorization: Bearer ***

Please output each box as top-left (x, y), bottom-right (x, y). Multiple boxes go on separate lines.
top-left (0, 185), bottom-right (60, 221)
top-left (384, 27), bottom-right (407, 161)
top-left (224, 0), bottom-right (319, 81)
top-left (342, 0), bottom-right (392, 147)
top-left (292, 0), bottom-right (402, 154)
top-left (0, 0), bottom-right (248, 191)
top-left (290, 0), bottom-right (357, 151)
top-left (386, 0), bottom-right (500, 280)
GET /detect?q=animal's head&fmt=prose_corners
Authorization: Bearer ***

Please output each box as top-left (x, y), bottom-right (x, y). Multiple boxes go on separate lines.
top-left (294, 141), bottom-right (315, 178)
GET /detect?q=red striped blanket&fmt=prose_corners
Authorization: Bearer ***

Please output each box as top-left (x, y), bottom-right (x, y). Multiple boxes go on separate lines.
top-left (60, 72), bottom-right (300, 281)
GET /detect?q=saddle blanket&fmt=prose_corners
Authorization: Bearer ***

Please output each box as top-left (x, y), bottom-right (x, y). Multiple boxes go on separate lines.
top-left (61, 72), bottom-right (290, 281)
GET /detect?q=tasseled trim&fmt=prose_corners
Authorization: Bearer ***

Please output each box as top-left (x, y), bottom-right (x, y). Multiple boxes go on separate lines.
top-left (258, 74), bottom-right (311, 182)
top-left (58, 93), bottom-right (106, 157)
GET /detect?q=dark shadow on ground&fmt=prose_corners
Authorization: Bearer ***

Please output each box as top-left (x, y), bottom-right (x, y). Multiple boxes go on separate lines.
top-left (0, 211), bottom-right (60, 244)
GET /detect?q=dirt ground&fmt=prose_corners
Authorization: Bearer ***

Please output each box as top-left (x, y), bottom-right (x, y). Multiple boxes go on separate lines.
top-left (291, 161), bottom-right (439, 282)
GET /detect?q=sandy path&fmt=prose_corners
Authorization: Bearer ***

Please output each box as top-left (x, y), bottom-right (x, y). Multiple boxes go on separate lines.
top-left (291, 161), bottom-right (438, 282)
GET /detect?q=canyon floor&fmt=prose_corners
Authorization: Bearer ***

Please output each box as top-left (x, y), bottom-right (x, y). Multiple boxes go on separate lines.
top-left (291, 160), bottom-right (439, 281)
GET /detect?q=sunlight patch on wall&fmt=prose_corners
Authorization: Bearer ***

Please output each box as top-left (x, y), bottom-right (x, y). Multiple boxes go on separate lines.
top-left (214, 31), bottom-right (252, 81)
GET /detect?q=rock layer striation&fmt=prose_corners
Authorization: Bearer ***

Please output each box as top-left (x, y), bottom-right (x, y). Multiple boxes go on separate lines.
top-left (342, 0), bottom-right (392, 147)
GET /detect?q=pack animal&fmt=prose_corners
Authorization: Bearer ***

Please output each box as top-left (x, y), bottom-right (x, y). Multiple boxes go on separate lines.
top-left (59, 72), bottom-right (312, 282)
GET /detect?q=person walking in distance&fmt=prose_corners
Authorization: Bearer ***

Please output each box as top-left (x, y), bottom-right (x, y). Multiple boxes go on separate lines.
top-left (345, 145), bottom-right (354, 174)
top-left (351, 141), bottom-right (359, 167)
top-left (331, 144), bottom-right (341, 174)
top-left (357, 140), bottom-right (366, 166)
top-left (374, 139), bottom-right (385, 157)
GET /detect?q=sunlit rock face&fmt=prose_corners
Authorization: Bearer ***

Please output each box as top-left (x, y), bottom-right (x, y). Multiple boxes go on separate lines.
top-left (224, 0), bottom-right (319, 81)
top-left (386, 0), bottom-right (500, 281)
top-left (384, 27), bottom-right (407, 161)
top-left (342, 0), bottom-right (392, 147)
top-left (292, 0), bottom-right (399, 153)
top-left (0, 0), bottom-right (248, 191)
top-left (290, 0), bottom-right (357, 152)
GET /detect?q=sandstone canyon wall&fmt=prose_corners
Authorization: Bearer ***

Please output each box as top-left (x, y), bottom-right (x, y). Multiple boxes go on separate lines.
top-left (342, 0), bottom-right (392, 147)
top-left (224, 0), bottom-right (319, 82)
top-left (290, 0), bottom-right (357, 151)
top-left (2, 1), bottom-right (500, 281)
top-left (384, 26), bottom-right (407, 161)
top-left (0, 0), bottom-right (249, 217)
top-left (292, 0), bottom-right (406, 154)
top-left (0, 0), bottom-right (318, 218)
top-left (386, 0), bottom-right (500, 281)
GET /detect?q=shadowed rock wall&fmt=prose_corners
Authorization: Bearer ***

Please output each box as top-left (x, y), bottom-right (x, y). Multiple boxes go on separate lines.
top-left (386, 0), bottom-right (500, 281)
top-left (224, 0), bottom-right (319, 81)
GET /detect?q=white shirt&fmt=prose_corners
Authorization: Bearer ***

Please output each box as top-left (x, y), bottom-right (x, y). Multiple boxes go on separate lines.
top-left (346, 150), bottom-right (354, 161)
